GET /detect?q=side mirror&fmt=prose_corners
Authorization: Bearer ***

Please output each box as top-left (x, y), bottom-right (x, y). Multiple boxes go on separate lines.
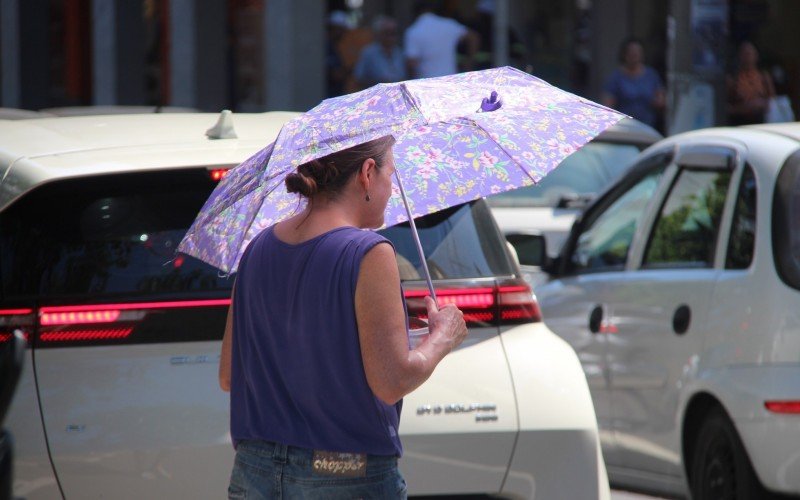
top-left (506, 233), bottom-right (548, 268)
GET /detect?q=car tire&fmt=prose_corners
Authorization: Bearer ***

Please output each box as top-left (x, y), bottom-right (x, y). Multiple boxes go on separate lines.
top-left (689, 408), bottom-right (767, 500)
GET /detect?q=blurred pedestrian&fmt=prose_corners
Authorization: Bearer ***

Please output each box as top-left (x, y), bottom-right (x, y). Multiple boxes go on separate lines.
top-left (326, 10), bottom-right (352, 97)
top-left (727, 41), bottom-right (776, 125)
top-left (404, 0), bottom-right (479, 79)
top-left (219, 136), bottom-right (468, 499)
top-left (354, 15), bottom-right (406, 89)
top-left (602, 37), bottom-right (665, 129)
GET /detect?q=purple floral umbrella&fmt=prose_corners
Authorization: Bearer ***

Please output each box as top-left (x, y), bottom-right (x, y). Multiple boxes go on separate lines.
top-left (179, 66), bottom-right (625, 295)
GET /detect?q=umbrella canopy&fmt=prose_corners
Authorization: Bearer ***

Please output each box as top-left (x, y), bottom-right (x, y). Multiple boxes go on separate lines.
top-left (179, 66), bottom-right (625, 274)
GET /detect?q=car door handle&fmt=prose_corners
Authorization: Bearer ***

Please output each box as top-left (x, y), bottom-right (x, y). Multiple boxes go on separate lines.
top-left (673, 304), bottom-right (691, 335)
top-left (589, 305), bottom-right (603, 334)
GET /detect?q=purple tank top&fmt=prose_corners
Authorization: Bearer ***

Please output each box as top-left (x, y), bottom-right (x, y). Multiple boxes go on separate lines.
top-left (230, 225), bottom-right (403, 456)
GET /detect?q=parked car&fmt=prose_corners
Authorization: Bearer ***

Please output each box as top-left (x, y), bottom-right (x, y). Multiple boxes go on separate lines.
top-left (534, 122), bottom-right (800, 499)
top-left (486, 118), bottom-right (662, 289)
top-left (0, 112), bottom-right (609, 499)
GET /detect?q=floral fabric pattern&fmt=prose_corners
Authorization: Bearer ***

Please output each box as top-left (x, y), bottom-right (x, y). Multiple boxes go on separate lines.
top-left (179, 66), bottom-right (625, 273)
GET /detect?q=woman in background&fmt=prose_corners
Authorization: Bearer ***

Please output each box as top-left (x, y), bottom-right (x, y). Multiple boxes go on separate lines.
top-left (602, 37), bottom-right (665, 130)
top-left (727, 41), bottom-right (775, 125)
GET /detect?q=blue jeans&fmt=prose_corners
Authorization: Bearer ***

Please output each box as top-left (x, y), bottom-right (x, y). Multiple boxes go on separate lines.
top-left (228, 440), bottom-right (407, 499)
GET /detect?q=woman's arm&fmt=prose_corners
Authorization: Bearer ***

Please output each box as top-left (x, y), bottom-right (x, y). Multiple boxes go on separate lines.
top-left (219, 299), bottom-right (233, 392)
top-left (355, 243), bottom-right (467, 405)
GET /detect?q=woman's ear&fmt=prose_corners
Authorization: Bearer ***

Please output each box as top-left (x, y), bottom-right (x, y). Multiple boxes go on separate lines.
top-left (360, 158), bottom-right (377, 188)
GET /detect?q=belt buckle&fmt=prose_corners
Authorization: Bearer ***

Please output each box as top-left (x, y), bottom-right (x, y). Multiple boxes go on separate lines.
top-left (312, 450), bottom-right (367, 477)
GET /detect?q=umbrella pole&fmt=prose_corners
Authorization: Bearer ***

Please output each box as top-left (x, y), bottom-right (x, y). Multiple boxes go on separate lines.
top-left (393, 170), bottom-right (438, 305)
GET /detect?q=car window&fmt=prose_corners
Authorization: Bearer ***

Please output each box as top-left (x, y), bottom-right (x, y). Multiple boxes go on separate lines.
top-left (485, 142), bottom-right (641, 208)
top-left (571, 164), bottom-right (667, 273)
top-left (0, 170), bottom-right (234, 303)
top-left (379, 201), bottom-right (513, 281)
top-left (726, 166), bottom-right (757, 269)
top-left (643, 169), bottom-right (732, 269)
top-left (773, 150), bottom-right (800, 290)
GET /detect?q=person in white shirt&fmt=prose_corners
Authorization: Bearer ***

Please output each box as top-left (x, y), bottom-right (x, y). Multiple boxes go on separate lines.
top-left (404, 1), bottom-right (478, 79)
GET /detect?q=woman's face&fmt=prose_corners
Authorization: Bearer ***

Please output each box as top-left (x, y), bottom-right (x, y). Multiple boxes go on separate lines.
top-left (739, 43), bottom-right (758, 68)
top-left (623, 42), bottom-right (644, 67)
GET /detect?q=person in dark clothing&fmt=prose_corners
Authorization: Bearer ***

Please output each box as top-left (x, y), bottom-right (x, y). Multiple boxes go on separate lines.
top-left (602, 37), bottom-right (665, 129)
top-left (727, 41), bottom-right (776, 125)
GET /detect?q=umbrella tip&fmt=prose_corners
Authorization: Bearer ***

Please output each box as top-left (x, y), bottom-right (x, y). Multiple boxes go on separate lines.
top-left (206, 109), bottom-right (238, 140)
top-left (479, 91), bottom-right (502, 113)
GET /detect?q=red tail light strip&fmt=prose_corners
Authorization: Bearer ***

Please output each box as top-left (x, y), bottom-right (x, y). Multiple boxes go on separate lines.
top-left (765, 401), bottom-right (800, 414)
top-left (404, 287), bottom-right (495, 307)
top-left (0, 308), bottom-right (34, 315)
top-left (0, 333), bottom-right (11, 342)
top-left (41, 310), bottom-right (121, 326)
top-left (403, 283), bottom-right (540, 326)
top-left (39, 299), bottom-right (231, 326)
top-left (40, 328), bottom-right (134, 342)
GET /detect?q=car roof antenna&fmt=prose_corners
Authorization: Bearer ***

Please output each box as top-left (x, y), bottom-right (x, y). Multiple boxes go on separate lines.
top-left (206, 109), bottom-right (238, 139)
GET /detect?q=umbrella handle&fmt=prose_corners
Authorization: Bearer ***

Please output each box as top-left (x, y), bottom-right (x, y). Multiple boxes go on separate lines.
top-left (392, 170), bottom-right (438, 306)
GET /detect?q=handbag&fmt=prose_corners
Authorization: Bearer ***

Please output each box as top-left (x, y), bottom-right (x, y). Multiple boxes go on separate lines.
top-left (766, 95), bottom-right (795, 123)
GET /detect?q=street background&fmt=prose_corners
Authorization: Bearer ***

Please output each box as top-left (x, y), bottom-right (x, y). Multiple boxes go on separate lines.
top-left (2, 0), bottom-right (798, 134)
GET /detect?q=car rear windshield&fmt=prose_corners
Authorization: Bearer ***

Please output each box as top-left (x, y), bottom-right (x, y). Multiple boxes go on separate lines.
top-left (0, 169), bottom-right (235, 304)
top-left (379, 200), bottom-right (515, 281)
top-left (773, 149), bottom-right (800, 290)
top-left (0, 171), bottom-right (514, 304)
top-left (485, 141), bottom-right (642, 208)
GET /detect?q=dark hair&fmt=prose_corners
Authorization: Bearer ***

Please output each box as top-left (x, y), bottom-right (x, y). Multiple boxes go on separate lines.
top-left (285, 135), bottom-right (395, 199)
top-left (618, 37), bottom-right (644, 63)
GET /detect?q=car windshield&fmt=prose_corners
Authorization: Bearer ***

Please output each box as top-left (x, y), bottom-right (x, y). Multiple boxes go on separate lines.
top-left (485, 142), bottom-right (641, 208)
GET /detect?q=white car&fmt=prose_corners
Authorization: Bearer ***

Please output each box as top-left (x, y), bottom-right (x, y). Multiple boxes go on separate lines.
top-left (535, 123), bottom-right (800, 499)
top-left (0, 112), bottom-right (609, 499)
top-left (487, 118), bottom-right (662, 290)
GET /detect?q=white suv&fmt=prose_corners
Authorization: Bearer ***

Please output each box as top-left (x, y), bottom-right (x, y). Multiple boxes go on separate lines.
top-left (0, 113), bottom-right (609, 499)
top-left (536, 123), bottom-right (800, 499)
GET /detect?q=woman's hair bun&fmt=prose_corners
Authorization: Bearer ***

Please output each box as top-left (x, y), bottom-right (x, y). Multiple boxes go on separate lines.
top-left (285, 169), bottom-right (318, 197)
top-left (285, 135), bottom-right (395, 199)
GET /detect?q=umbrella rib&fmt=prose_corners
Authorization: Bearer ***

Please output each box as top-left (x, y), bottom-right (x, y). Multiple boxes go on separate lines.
top-left (468, 118), bottom-right (540, 184)
top-left (400, 84), bottom-right (428, 125)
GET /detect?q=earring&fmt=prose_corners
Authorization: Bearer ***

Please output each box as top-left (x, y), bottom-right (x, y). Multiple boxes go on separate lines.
top-left (365, 193), bottom-right (371, 202)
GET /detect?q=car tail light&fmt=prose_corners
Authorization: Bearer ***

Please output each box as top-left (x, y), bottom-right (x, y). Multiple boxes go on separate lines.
top-left (0, 308), bottom-right (34, 344)
top-left (403, 280), bottom-right (541, 327)
top-left (37, 299), bottom-right (231, 344)
top-left (765, 401), bottom-right (800, 414)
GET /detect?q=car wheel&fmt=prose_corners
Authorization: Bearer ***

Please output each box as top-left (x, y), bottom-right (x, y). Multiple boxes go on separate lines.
top-left (689, 408), bottom-right (763, 500)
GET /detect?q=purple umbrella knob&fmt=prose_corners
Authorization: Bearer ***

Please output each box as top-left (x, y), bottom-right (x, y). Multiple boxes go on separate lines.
top-left (479, 90), bottom-right (502, 112)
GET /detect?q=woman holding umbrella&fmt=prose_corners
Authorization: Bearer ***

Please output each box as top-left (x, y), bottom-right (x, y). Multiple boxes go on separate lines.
top-left (218, 135), bottom-right (468, 499)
